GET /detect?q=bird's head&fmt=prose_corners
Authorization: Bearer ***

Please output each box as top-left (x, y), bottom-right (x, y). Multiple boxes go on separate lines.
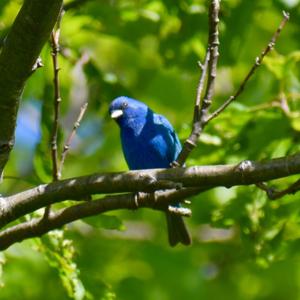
top-left (109, 96), bottom-right (149, 128)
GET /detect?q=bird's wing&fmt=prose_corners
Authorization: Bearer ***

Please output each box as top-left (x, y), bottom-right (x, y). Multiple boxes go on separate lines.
top-left (153, 113), bottom-right (182, 160)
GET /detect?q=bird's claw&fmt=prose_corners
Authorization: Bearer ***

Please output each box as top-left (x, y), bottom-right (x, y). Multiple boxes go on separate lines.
top-left (168, 205), bottom-right (192, 217)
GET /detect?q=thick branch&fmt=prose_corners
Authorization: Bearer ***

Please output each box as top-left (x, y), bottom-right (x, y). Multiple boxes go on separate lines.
top-left (0, 188), bottom-right (203, 250)
top-left (1, 153), bottom-right (300, 229)
top-left (0, 0), bottom-right (63, 174)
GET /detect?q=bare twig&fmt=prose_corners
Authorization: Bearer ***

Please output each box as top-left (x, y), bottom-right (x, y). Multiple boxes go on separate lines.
top-left (247, 92), bottom-right (299, 118)
top-left (247, 100), bottom-right (286, 114)
top-left (58, 102), bottom-right (88, 179)
top-left (194, 53), bottom-right (210, 123)
top-left (45, 10), bottom-right (64, 218)
top-left (206, 11), bottom-right (290, 123)
top-left (171, 52), bottom-right (210, 168)
top-left (257, 179), bottom-right (300, 200)
top-left (199, 0), bottom-right (220, 120)
top-left (50, 19), bottom-right (63, 182)
top-left (173, 0), bottom-right (220, 166)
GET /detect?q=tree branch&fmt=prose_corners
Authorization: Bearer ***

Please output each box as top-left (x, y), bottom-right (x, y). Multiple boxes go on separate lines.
top-left (2, 152), bottom-right (300, 249)
top-left (50, 17), bottom-right (63, 182)
top-left (58, 102), bottom-right (88, 178)
top-left (44, 11), bottom-right (64, 219)
top-left (0, 0), bottom-right (63, 174)
top-left (1, 153), bottom-right (300, 230)
top-left (206, 11), bottom-right (290, 123)
top-left (174, 0), bottom-right (220, 166)
top-left (257, 179), bottom-right (300, 200)
top-left (0, 187), bottom-right (203, 250)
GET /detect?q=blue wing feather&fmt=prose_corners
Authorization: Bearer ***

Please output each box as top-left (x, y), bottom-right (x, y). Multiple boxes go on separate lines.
top-left (120, 110), bottom-right (181, 170)
top-left (152, 113), bottom-right (182, 161)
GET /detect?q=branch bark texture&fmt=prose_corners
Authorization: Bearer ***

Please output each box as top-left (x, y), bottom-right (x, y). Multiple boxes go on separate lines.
top-left (174, 0), bottom-right (220, 166)
top-left (1, 153), bottom-right (300, 250)
top-left (0, 187), bottom-right (203, 250)
top-left (1, 153), bottom-right (300, 231)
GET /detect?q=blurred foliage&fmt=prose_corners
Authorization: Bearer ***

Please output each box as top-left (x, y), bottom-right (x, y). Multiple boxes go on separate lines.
top-left (34, 231), bottom-right (88, 300)
top-left (1, 0), bottom-right (300, 299)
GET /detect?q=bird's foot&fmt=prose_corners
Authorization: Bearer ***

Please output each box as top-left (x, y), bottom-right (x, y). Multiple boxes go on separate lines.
top-left (168, 205), bottom-right (192, 217)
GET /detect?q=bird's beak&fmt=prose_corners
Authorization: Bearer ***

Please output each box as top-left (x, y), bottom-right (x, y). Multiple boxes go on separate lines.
top-left (110, 109), bottom-right (123, 119)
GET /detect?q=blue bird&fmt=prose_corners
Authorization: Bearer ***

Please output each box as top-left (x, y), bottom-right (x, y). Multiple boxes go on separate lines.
top-left (109, 96), bottom-right (191, 246)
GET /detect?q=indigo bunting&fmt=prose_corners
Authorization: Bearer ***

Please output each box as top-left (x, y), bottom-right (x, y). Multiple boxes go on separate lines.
top-left (109, 96), bottom-right (191, 246)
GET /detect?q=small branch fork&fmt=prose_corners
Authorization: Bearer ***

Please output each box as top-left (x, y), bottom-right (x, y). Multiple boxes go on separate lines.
top-left (174, 0), bottom-right (220, 167)
top-left (49, 12), bottom-right (88, 181)
top-left (44, 12), bottom-right (64, 219)
top-left (206, 11), bottom-right (290, 123)
top-left (46, 12), bottom-right (88, 218)
top-left (174, 9), bottom-right (289, 167)
top-left (256, 179), bottom-right (300, 200)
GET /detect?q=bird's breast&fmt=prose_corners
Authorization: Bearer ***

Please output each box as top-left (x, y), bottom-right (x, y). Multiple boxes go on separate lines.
top-left (120, 129), bottom-right (171, 169)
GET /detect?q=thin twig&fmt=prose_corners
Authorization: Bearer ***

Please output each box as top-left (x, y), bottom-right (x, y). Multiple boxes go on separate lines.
top-left (171, 52), bottom-right (210, 168)
top-left (256, 179), bottom-right (300, 200)
top-left (206, 11), bottom-right (290, 123)
top-left (194, 53), bottom-right (210, 124)
top-left (247, 100), bottom-right (285, 113)
top-left (173, 0), bottom-right (220, 166)
top-left (247, 93), bottom-right (297, 118)
top-left (57, 102), bottom-right (88, 179)
top-left (50, 27), bottom-right (62, 182)
top-left (45, 11), bottom-right (64, 218)
top-left (198, 0), bottom-right (220, 121)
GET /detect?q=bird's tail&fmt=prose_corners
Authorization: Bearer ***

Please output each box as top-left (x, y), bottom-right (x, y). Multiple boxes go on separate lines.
top-left (166, 212), bottom-right (191, 246)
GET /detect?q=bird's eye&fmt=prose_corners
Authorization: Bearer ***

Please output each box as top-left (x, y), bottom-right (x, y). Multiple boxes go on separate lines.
top-left (122, 101), bottom-right (128, 109)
